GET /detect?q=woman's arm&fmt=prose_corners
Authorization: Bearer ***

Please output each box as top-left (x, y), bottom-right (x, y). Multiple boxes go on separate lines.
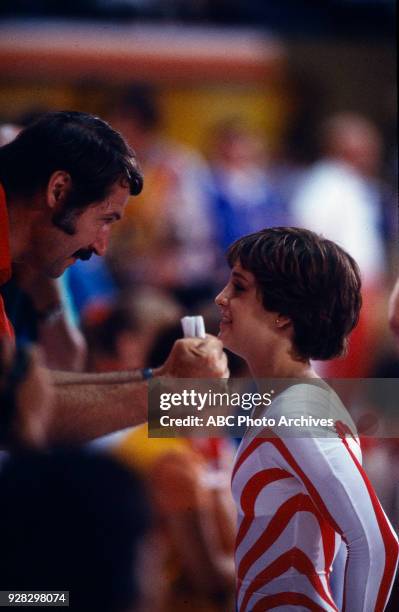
top-left (268, 434), bottom-right (399, 611)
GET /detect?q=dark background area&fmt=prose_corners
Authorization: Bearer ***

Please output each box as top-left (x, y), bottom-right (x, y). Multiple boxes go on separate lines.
top-left (0, 0), bottom-right (396, 40)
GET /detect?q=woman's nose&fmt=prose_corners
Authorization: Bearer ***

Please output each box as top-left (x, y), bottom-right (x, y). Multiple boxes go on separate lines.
top-left (215, 288), bottom-right (229, 306)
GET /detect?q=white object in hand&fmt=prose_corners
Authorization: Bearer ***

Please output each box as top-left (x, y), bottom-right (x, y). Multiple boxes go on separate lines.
top-left (181, 315), bottom-right (206, 339)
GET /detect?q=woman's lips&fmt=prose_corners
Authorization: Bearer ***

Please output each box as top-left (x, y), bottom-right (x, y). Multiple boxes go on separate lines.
top-left (220, 317), bottom-right (232, 327)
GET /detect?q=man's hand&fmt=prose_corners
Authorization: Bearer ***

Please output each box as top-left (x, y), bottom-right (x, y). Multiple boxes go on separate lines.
top-left (156, 335), bottom-right (229, 378)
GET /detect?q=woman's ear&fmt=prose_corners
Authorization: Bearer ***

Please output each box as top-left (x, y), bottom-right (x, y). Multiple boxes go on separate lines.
top-left (46, 171), bottom-right (72, 210)
top-left (275, 315), bottom-right (291, 329)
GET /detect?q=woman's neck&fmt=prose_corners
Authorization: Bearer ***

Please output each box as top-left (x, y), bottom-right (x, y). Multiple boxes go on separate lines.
top-left (247, 347), bottom-right (318, 380)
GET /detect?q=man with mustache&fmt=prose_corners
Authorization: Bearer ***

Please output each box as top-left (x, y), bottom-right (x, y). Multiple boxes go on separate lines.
top-left (0, 111), bottom-right (228, 447)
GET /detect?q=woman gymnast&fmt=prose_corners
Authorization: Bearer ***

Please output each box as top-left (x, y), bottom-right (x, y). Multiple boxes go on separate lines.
top-left (215, 227), bottom-right (398, 611)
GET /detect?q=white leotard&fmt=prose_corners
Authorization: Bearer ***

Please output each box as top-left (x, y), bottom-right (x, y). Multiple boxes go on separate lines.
top-left (232, 384), bottom-right (398, 611)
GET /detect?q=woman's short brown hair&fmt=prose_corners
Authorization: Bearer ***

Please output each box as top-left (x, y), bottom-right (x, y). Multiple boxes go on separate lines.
top-left (227, 227), bottom-right (362, 361)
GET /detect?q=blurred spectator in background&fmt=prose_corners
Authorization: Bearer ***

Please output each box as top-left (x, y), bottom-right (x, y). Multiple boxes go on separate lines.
top-left (105, 84), bottom-right (217, 309)
top-left (292, 112), bottom-right (385, 288)
top-left (3, 263), bottom-right (87, 371)
top-left (63, 252), bottom-right (118, 322)
top-left (291, 112), bottom-right (387, 377)
top-left (268, 69), bottom-right (326, 208)
top-left (207, 118), bottom-right (286, 262)
top-left (0, 123), bottom-right (20, 147)
top-left (115, 426), bottom-right (236, 612)
top-left (0, 450), bottom-right (151, 612)
top-left (389, 278), bottom-right (399, 345)
top-left (83, 287), bottom-right (182, 372)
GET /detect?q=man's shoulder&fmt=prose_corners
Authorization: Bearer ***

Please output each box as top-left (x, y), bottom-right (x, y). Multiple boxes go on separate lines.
top-left (0, 183), bottom-right (14, 339)
top-left (0, 182), bottom-right (12, 286)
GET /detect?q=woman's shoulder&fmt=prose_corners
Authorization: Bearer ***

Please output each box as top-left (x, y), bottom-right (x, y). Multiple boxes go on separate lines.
top-left (270, 380), bottom-right (343, 414)
top-left (248, 380), bottom-right (358, 441)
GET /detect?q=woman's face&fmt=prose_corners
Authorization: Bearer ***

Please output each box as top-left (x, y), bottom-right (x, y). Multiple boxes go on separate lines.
top-left (215, 262), bottom-right (280, 360)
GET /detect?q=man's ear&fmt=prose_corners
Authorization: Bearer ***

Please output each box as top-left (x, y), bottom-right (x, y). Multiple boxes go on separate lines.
top-left (275, 314), bottom-right (291, 330)
top-left (46, 171), bottom-right (72, 209)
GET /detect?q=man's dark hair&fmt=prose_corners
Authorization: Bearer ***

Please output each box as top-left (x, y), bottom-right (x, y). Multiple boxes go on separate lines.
top-left (0, 111), bottom-right (143, 209)
top-left (0, 450), bottom-right (151, 612)
top-left (227, 227), bottom-right (362, 361)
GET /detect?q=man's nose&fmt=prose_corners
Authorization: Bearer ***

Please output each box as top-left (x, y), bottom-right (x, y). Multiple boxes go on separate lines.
top-left (91, 232), bottom-right (110, 257)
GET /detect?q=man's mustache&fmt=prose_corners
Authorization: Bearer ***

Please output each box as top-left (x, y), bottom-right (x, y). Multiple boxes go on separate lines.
top-left (72, 248), bottom-right (94, 261)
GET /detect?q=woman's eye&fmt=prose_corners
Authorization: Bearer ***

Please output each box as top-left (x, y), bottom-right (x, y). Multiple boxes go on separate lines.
top-left (233, 283), bottom-right (244, 292)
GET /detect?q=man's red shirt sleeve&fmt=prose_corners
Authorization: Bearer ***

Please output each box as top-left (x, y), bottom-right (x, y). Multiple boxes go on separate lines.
top-left (0, 183), bottom-right (14, 340)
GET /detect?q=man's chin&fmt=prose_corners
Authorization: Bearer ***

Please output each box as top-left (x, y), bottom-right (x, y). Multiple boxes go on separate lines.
top-left (47, 257), bottom-right (76, 278)
top-left (46, 269), bottom-right (63, 279)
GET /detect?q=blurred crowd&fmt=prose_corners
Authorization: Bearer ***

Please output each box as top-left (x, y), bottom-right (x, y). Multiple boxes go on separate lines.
top-left (0, 84), bottom-right (398, 610)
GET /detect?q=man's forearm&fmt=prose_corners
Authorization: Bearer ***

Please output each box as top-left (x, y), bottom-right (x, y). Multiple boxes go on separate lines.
top-left (50, 369), bottom-right (144, 385)
top-left (49, 379), bottom-right (148, 445)
top-left (44, 334), bottom-right (228, 445)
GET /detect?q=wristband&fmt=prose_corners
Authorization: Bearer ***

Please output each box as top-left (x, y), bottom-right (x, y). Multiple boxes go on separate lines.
top-left (141, 367), bottom-right (153, 381)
